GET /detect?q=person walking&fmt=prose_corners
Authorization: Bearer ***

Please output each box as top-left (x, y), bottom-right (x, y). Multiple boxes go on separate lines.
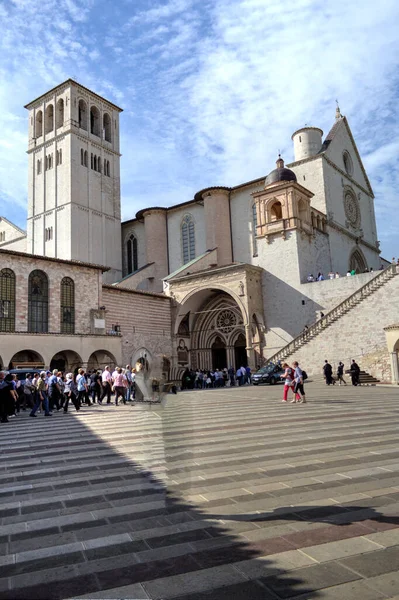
top-left (100, 366), bottom-right (112, 404)
top-left (76, 369), bottom-right (89, 406)
top-left (0, 371), bottom-right (14, 423)
top-left (350, 359), bottom-right (360, 386)
top-left (125, 365), bottom-right (132, 401)
top-left (113, 368), bottom-right (127, 405)
top-left (292, 361), bottom-right (306, 404)
top-left (63, 373), bottom-right (79, 412)
top-left (48, 369), bottom-right (61, 411)
top-left (30, 371), bottom-right (51, 417)
top-left (337, 362), bottom-right (347, 385)
top-left (281, 363), bottom-right (295, 402)
top-left (323, 360), bottom-right (334, 385)
top-left (89, 370), bottom-right (102, 404)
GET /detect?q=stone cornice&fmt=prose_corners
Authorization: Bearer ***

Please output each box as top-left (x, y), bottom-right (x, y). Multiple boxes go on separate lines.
top-left (28, 129), bottom-right (121, 157)
top-left (170, 262), bottom-right (263, 284)
top-left (322, 155), bottom-right (373, 198)
top-left (328, 219), bottom-right (379, 253)
top-left (251, 180), bottom-right (314, 198)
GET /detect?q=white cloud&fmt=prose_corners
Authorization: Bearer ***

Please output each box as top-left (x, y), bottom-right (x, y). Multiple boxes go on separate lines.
top-left (1, 0), bottom-right (399, 259)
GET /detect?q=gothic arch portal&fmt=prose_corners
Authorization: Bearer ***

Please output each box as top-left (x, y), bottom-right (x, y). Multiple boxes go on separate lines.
top-left (349, 248), bottom-right (367, 273)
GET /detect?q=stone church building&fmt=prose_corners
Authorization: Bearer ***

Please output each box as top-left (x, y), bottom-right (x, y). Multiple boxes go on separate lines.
top-left (1, 79), bottom-right (398, 381)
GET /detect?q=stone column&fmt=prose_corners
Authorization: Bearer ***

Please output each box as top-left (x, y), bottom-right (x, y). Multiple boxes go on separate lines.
top-left (245, 325), bottom-right (255, 370)
top-left (390, 352), bottom-right (399, 384)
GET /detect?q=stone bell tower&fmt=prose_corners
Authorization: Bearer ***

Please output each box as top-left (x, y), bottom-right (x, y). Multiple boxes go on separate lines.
top-left (25, 79), bottom-right (123, 283)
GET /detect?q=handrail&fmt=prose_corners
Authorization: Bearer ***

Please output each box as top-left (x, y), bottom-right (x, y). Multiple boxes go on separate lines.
top-left (266, 266), bottom-right (397, 364)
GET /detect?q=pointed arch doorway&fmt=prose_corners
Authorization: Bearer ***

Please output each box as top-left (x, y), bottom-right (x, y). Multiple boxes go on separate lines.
top-left (234, 333), bottom-right (247, 369)
top-left (211, 336), bottom-right (227, 370)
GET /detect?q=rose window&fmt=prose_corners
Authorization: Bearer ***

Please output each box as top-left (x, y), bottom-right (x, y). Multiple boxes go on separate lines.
top-left (344, 192), bottom-right (360, 228)
top-left (216, 309), bottom-right (237, 333)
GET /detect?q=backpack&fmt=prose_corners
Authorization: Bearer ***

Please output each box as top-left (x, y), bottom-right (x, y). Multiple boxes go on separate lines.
top-left (301, 370), bottom-right (308, 381)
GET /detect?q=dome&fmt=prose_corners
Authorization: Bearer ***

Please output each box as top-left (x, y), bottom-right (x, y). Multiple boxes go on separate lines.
top-left (265, 155), bottom-right (297, 186)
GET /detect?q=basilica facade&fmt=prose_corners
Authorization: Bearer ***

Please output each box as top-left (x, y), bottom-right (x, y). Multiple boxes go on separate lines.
top-left (0, 79), bottom-right (385, 374)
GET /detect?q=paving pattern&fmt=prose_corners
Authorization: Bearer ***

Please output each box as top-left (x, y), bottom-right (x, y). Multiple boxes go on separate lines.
top-left (1, 382), bottom-right (399, 599)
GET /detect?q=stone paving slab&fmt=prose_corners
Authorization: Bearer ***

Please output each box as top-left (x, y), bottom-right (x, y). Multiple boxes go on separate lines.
top-left (1, 382), bottom-right (399, 598)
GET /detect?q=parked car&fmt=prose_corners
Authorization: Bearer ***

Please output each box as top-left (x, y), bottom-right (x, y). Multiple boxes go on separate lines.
top-left (252, 364), bottom-right (285, 385)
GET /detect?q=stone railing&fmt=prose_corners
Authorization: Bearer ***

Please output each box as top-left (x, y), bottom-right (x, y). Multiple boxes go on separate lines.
top-left (266, 265), bottom-right (397, 364)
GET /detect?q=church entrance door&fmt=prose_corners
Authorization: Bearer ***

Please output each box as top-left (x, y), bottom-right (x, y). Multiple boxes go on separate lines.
top-left (212, 336), bottom-right (227, 370)
top-left (234, 334), bottom-right (247, 369)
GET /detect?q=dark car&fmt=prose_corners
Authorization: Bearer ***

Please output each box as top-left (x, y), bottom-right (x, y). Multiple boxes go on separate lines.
top-left (6, 368), bottom-right (45, 383)
top-left (252, 364), bottom-right (285, 385)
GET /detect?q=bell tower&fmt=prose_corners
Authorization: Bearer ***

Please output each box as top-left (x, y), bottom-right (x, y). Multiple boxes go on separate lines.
top-left (25, 79), bottom-right (123, 283)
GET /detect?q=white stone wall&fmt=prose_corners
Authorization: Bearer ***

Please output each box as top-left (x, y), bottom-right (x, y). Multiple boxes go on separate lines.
top-left (289, 157), bottom-right (326, 213)
top-left (324, 120), bottom-right (370, 192)
top-left (167, 203), bottom-right (206, 273)
top-left (286, 272), bottom-right (399, 381)
top-left (230, 182), bottom-right (262, 264)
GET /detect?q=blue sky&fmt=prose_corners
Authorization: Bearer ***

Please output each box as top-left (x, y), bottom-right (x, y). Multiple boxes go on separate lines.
top-left (1, 0), bottom-right (399, 259)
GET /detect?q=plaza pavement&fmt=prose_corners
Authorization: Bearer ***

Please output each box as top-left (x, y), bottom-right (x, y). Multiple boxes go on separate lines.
top-left (0, 381), bottom-right (399, 599)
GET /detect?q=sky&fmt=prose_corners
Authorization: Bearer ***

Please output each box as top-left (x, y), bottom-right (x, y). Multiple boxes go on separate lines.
top-left (0, 0), bottom-right (399, 259)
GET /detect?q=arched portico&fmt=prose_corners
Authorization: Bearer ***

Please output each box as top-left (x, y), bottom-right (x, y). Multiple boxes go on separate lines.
top-left (50, 350), bottom-right (83, 373)
top-left (87, 350), bottom-right (117, 371)
top-left (9, 350), bottom-right (45, 370)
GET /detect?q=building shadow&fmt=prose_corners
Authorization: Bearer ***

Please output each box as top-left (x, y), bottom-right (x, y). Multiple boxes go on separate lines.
top-left (2, 396), bottom-right (395, 599)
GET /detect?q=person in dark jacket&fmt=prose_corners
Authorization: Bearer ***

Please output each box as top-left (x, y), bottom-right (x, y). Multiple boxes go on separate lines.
top-left (323, 360), bottom-right (334, 385)
top-left (350, 360), bottom-right (360, 386)
top-left (337, 362), bottom-right (347, 385)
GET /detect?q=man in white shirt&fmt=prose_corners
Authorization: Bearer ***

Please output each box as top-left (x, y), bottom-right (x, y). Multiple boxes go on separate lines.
top-left (100, 366), bottom-right (112, 404)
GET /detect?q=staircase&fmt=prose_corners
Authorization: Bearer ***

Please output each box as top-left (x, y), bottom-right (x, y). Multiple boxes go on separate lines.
top-left (267, 266), bottom-right (398, 365)
top-left (358, 370), bottom-right (380, 385)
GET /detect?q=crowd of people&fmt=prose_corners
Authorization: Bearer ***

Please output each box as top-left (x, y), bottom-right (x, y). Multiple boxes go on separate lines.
top-left (307, 266), bottom-right (385, 282)
top-left (181, 366), bottom-right (252, 390)
top-left (0, 365), bottom-right (137, 423)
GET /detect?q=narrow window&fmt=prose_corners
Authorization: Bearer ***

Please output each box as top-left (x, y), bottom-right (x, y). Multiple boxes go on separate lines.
top-left (37, 159), bottom-right (41, 175)
top-left (91, 153), bottom-right (93, 169)
top-left (252, 203), bottom-right (258, 257)
top-left (181, 215), bottom-right (195, 264)
top-left (103, 112), bottom-right (112, 142)
top-left (84, 150), bottom-right (88, 167)
top-left (90, 106), bottom-right (100, 136)
top-left (56, 98), bottom-right (64, 129)
top-left (35, 110), bottom-right (43, 137)
top-left (78, 99), bottom-right (87, 130)
top-left (127, 234), bottom-right (138, 274)
top-left (81, 149), bottom-right (84, 165)
top-left (93, 155), bottom-right (97, 171)
top-left (28, 270), bottom-right (49, 333)
top-left (107, 160), bottom-right (110, 176)
top-left (59, 149), bottom-right (62, 165)
top-left (60, 277), bottom-right (75, 334)
top-left (0, 269), bottom-right (16, 332)
top-left (98, 157), bottom-right (101, 173)
top-left (45, 104), bottom-right (54, 134)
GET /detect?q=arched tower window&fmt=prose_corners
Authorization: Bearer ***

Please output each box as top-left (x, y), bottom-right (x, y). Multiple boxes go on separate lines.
top-left (298, 199), bottom-right (307, 222)
top-left (78, 99), bottom-right (87, 130)
top-left (91, 153), bottom-right (93, 169)
top-left (107, 160), bottom-right (110, 176)
top-left (84, 150), bottom-right (88, 167)
top-left (93, 155), bottom-right (97, 171)
top-left (56, 98), bottom-right (64, 129)
top-left (35, 110), bottom-right (43, 138)
top-left (181, 215), bottom-right (195, 264)
top-left (28, 270), bottom-right (48, 333)
top-left (81, 149), bottom-right (84, 165)
top-left (0, 269), bottom-right (16, 332)
top-left (343, 151), bottom-right (353, 176)
top-left (45, 104), bottom-right (54, 134)
top-left (103, 113), bottom-right (111, 142)
top-left (61, 277), bottom-right (75, 334)
top-left (90, 105), bottom-right (100, 136)
top-left (97, 157), bottom-right (101, 173)
top-left (270, 201), bottom-right (282, 221)
top-left (252, 203), bottom-right (258, 257)
top-left (126, 234), bottom-right (138, 274)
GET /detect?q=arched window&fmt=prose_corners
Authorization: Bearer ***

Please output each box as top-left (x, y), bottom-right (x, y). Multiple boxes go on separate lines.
top-left (316, 215), bottom-right (321, 229)
top-left (93, 155), bottom-right (97, 171)
top-left (343, 151), bottom-right (353, 176)
top-left (78, 99), bottom-right (87, 130)
top-left (0, 269), bottom-right (15, 332)
top-left (61, 277), bottom-right (75, 334)
top-left (35, 110), bottom-right (43, 137)
top-left (181, 214), bottom-right (195, 264)
top-left (252, 203), bottom-right (258, 257)
top-left (56, 98), bottom-right (64, 129)
top-left (28, 270), bottom-right (48, 333)
top-left (45, 104), bottom-right (54, 134)
top-left (81, 149), bottom-right (84, 165)
top-left (90, 105), bottom-right (100, 136)
top-left (107, 160), bottom-right (110, 176)
top-left (37, 159), bottom-right (41, 175)
top-left (126, 234), bottom-right (138, 274)
top-left (84, 150), bottom-right (88, 167)
top-left (298, 199), bottom-right (307, 222)
top-left (97, 157), bottom-right (101, 173)
top-left (103, 112), bottom-right (111, 142)
top-left (270, 201), bottom-right (282, 221)
top-left (91, 153), bottom-right (93, 169)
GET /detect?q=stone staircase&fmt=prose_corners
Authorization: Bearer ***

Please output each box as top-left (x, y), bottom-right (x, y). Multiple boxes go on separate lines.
top-left (358, 370), bottom-right (380, 385)
top-left (267, 266), bottom-right (398, 365)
